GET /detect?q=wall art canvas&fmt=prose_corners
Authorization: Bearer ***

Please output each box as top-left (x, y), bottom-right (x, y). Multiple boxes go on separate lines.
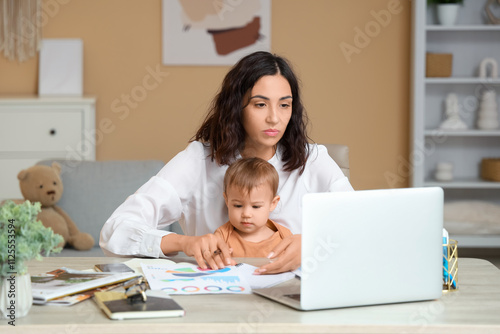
top-left (162, 0), bottom-right (271, 66)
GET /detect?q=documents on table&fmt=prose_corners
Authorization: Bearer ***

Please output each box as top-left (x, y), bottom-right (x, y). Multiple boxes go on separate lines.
top-left (31, 268), bottom-right (140, 303)
top-left (140, 261), bottom-right (295, 295)
top-left (32, 259), bottom-right (297, 305)
top-left (233, 263), bottom-right (295, 289)
top-left (141, 262), bottom-right (252, 294)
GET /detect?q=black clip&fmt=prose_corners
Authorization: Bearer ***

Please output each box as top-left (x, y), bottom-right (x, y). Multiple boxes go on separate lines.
top-left (124, 276), bottom-right (148, 304)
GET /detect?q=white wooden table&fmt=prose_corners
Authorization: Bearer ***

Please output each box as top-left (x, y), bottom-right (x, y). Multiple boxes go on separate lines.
top-left (2, 257), bottom-right (500, 334)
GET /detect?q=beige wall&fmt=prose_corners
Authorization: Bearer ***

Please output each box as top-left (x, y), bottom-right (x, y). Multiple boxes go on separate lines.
top-left (0, 0), bottom-right (411, 190)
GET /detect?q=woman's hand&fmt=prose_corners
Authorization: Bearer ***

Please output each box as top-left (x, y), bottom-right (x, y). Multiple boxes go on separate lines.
top-left (254, 234), bottom-right (301, 274)
top-left (182, 234), bottom-right (236, 270)
top-left (162, 233), bottom-right (235, 270)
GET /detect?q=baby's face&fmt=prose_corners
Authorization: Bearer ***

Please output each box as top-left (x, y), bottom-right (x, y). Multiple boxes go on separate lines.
top-left (224, 184), bottom-right (279, 237)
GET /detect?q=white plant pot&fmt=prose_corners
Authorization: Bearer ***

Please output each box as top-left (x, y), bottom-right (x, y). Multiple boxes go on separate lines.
top-left (1, 273), bottom-right (33, 320)
top-left (437, 4), bottom-right (460, 26)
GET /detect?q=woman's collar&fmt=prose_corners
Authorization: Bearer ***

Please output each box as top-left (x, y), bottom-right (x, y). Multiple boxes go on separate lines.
top-left (237, 144), bottom-right (281, 162)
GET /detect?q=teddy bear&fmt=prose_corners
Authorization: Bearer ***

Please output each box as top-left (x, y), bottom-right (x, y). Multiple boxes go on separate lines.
top-left (17, 162), bottom-right (95, 250)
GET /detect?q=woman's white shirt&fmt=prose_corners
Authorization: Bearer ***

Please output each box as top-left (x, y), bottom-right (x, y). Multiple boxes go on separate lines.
top-left (99, 141), bottom-right (354, 257)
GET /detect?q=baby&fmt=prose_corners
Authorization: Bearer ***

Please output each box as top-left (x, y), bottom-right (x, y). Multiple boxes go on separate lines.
top-left (215, 157), bottom-right (293, 257)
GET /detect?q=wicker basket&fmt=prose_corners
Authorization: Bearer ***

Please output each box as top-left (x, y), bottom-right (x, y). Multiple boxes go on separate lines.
top-left (426, 53), bottom-right (453, 77)
top-left (481, 158), bottom-right (500, 182)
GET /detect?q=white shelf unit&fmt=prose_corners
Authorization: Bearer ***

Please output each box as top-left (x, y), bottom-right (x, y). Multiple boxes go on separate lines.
top-left (0, 96), bottom-right (96, 201)
top-left (411, 1), bottom-right (500, 247)
top-left (426, 25), bottom-right (500, 31)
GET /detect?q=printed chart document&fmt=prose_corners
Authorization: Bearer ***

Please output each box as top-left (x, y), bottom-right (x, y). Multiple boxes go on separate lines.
top-left (31, 268), bottom-right (140, 302)
top-left (233, 263), bottom-right (295, 289)
top-left (94, 290), bottom-right (185, 320)
top-left (123, 258), bottom-right (176, 274)
top-left (141, 262), bottom-right (295, 295)
top-left (141, 262), bottom-right (252, 295)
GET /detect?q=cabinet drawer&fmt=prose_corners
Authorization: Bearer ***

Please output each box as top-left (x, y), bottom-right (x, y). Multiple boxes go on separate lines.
top-left (0, 110), bottom-right (82, 152)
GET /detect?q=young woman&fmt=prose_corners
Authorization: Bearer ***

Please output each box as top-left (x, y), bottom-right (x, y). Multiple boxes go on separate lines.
top-left (100, 51), bottom-right (353, 274)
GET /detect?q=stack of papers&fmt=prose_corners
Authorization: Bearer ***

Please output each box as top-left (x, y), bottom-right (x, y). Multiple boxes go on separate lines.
top-left (31, 268), bottom-right (140, 305)
top-left (233, 263), bottom-right (296, 289)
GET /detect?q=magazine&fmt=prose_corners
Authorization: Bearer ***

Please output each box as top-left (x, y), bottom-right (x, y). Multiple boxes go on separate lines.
top-left (32, 282), bottom-right (123, 306)
top-left (31, 267), bottom-right (140, 302)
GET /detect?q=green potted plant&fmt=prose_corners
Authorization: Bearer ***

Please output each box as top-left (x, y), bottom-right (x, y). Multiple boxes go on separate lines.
top-left (428, 0), bottom-right (464, 26)
top-left (0, 200), bottom-right (63, 319)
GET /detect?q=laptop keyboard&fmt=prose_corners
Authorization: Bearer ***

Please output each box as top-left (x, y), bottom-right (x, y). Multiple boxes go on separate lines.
top-left (284, 293), bottom-right (301, 301)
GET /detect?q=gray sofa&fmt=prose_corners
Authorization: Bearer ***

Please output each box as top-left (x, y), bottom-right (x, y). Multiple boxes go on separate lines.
top-left (36, 159), bottom-right (177, 257)
top-left (37, 144), bottom-right (350, 257)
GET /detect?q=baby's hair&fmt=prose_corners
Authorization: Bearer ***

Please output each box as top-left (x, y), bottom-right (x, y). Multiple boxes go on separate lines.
top-left (223, 157), bottom-right (279, 197)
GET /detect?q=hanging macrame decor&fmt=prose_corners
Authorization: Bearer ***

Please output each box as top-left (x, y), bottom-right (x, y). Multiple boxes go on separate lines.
top-left (0, 0), bottom-right (42, 62)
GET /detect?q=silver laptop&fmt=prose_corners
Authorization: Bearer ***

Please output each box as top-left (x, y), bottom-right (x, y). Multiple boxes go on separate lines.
top-left (253, 187), bottom-right (444, 311)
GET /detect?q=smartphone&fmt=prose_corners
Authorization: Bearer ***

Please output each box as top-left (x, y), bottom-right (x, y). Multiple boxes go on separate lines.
top-left (94, 263), bottom-right (134, 273)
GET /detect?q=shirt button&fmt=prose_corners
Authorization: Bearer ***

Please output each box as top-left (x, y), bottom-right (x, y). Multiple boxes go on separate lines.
top-left (148, 247), bottom-right (153, 253)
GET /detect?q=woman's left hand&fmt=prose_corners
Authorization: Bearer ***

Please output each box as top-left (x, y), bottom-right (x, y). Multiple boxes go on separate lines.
top-left (254, 234), bottom-right (301, 274)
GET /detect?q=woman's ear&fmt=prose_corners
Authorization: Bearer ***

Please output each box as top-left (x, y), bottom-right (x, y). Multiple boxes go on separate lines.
top-left (270, 195), bottom-right (280, 212)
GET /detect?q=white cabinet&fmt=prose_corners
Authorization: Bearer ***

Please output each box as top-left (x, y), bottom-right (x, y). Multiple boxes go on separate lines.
top-left (411, 1), bottom-right (500, 247)
top-left (0, 96), bottom-right (96, 201)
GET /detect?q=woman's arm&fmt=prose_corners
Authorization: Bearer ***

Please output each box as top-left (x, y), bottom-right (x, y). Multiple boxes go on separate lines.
top-left (99, 176), bottom-right (184, 258)
top-left (100, 142), bottom-right (212, 258)
top-left (305, 144), bottom-right (354, 193)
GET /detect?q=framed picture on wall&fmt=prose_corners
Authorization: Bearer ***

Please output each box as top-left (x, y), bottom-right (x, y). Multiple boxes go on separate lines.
top-left (162, 0), bottom-right (271, 66)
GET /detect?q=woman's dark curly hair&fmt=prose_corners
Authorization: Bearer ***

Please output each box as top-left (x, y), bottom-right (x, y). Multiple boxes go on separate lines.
top-left (193, 51), bottom-right (310, 173)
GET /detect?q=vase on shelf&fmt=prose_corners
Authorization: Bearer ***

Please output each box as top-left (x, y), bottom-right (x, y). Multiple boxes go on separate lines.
top-left (0, 273), bottom-right (33, 320)
top-left (439, 93), bottom-right (468, 130)
top-left (477, 58), bottom-right (499, 130)
top-left (437, 4), bottom-right (460, 26)
top-left (477, 90), bottom-right (499, 130)
top-left (435, 162), bottom-right (454, 182)
top-left (479, 58), bottom-right (498, 79)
